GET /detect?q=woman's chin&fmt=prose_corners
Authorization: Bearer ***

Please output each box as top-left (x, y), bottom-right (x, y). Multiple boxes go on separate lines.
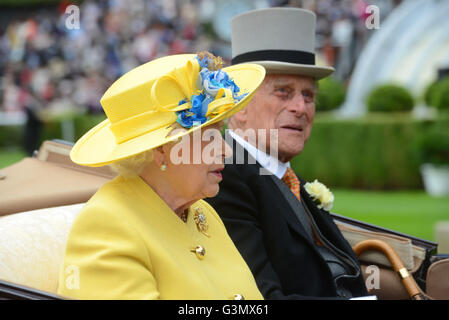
top-left (204, 185), bottom-right (220, 199)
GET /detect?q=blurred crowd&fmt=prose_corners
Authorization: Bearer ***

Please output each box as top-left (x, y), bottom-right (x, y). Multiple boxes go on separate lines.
top-left (0, 0), bottom-right (217, 118)
top-left (0, 0), bottom-right (398, 120)
top-left (309, 0), bottom-right (398, 79)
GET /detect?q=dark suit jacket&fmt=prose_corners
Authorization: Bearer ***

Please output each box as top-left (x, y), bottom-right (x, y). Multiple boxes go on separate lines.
top-left (206, 136), bottom-right (368, 299)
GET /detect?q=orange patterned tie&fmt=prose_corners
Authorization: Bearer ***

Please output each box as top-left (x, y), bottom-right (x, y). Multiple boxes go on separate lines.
top-left (282, 167), bottom-right (324, 245)
top-left (282, 167), bottom-right (301, 202)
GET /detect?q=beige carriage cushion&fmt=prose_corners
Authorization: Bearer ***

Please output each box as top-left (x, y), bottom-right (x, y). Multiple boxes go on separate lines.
top-left (0, 157), bottom-right (111, 216)
top-left (426, 259), bottom-right (449, 300)
top-left (336, 221), bottom-right (426, 271)
top-left (0, 203), bottom-right (84, 294)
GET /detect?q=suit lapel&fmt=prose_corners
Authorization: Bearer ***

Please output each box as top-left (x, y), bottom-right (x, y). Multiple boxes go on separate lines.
top-left (268, 174), bottom-right (316, 245)
top-left (298, 176), bottom-right (360, 261)
top-left (226, 134), bottom-right (319, 248)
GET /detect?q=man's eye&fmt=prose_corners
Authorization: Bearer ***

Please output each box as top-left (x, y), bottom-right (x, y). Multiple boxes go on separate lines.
top-left (274, 87), bottom-right (290, 96)
top-left (302, 91), bottom-right (315, 102)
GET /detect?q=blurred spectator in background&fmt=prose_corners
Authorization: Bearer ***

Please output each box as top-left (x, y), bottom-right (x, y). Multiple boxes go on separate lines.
top-left (0, 0), bottom-right (399, 139)
top-left (23, 83), bottom-right (45, 156)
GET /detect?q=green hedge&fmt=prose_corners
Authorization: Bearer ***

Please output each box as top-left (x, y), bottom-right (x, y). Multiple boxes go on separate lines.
top-left (414, 121), bottom-right (449, 166)
top-left (0, 113), bottom-right (106, 149)
top-left (366, 84), bottom-right (414, 112)
top-left (290, 114), bottom-right (449, 190)
top-left (0, 125), bottom-right (23, 148)
top-left (315, 77), bottom-right (346, 112)
top-left (431, 77), bottom-right (449, 111)
top-left (40, 114), bottom-right (107, 143)
top-left (424, 76), bottom-right (449, 110)
top-left (423, 80), bottom-right (440, 106)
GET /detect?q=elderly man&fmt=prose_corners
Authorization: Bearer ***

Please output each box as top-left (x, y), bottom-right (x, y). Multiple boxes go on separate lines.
top-left (206, 8), bottom-right (368, 299)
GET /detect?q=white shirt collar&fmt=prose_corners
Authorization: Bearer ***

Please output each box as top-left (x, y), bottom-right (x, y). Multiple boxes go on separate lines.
top-left (228, 129), bottom-right (289, 179)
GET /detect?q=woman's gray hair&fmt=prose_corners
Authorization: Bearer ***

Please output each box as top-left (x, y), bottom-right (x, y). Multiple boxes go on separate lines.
top-left (109, 123), bottom-right (187, 177)
top-left (109, 150), bottom-right (155, 177)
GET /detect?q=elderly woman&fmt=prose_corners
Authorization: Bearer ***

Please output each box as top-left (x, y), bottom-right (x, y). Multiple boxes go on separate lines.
top-left (57, 53), bottom-right (265, 300)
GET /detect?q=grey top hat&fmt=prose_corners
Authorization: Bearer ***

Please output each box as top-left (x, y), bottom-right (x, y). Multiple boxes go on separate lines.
top-left (231, 7), bottom-right (334, 79)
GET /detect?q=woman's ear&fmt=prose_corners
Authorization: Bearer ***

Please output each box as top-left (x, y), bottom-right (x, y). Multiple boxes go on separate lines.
top-left (153, 146), bottom-right (165, 167)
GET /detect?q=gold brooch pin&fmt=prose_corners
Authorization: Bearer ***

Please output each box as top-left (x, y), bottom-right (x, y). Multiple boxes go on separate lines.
top-left (194, 208), bottom-right (210, 237)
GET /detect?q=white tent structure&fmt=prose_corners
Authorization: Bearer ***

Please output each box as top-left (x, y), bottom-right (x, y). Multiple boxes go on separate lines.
top-left (340, 0), bottom-right (449, 116)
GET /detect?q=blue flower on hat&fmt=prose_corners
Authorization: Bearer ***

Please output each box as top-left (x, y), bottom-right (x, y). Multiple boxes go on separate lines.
top-left (200, 69), bottom-right (242, 97)
top-left (176, 93), bottom-right (209, 128)
top-left (197, 56), bottom-right (209, 69)
top-left (175, 53), bottom-right (247, 129)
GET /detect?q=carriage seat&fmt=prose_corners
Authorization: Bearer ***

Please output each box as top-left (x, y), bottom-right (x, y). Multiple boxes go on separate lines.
top-left (0, 203), bottom-right (84, 294)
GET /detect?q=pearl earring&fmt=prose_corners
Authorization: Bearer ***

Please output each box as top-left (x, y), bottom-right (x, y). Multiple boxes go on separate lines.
top-left (160, 164), bottom-right (167, 171)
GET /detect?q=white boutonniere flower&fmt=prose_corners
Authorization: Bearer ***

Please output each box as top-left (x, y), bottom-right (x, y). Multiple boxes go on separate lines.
top-left (304, 179), bottom-right (334, 211)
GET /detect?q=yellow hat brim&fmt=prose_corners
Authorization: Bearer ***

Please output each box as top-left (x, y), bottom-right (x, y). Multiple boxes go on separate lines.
top-left (70, 63), bottom-right (266, 167)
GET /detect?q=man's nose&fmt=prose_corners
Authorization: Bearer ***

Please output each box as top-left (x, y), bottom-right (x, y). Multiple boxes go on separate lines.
top-left (286, 93), bottom-right (307, 115)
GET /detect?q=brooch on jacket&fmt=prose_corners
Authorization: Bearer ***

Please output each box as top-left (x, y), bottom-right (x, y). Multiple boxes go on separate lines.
top-left (194, 208), bottom-right (210, 237)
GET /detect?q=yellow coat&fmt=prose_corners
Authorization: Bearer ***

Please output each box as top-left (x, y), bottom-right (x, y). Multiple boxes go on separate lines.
top-left (57, 175), bottom-right (263, 300)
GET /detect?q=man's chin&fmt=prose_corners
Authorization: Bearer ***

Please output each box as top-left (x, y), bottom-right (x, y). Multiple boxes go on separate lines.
top-left (278, 144), bottom-right (305, 163)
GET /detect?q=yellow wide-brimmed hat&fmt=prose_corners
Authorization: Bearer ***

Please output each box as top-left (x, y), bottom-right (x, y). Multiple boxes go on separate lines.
top-left (70, 53), bottom-right (265, 167)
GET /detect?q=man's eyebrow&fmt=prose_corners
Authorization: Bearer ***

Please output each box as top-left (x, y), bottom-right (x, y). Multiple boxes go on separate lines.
top-left (270, 78), bottom-right (295, 86)
top-left (270, 77), bottom-right (317, 89)
top-left (303, 85), bottom-right (318, 93)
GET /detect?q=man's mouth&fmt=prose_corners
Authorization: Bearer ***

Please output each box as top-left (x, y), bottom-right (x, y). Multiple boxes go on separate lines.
top-left (280, 125), bottom-right (303, 133)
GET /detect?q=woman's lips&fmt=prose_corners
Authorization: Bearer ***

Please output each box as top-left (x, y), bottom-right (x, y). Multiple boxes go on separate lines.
top-left (209, 168), bottom-right (223, 179)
